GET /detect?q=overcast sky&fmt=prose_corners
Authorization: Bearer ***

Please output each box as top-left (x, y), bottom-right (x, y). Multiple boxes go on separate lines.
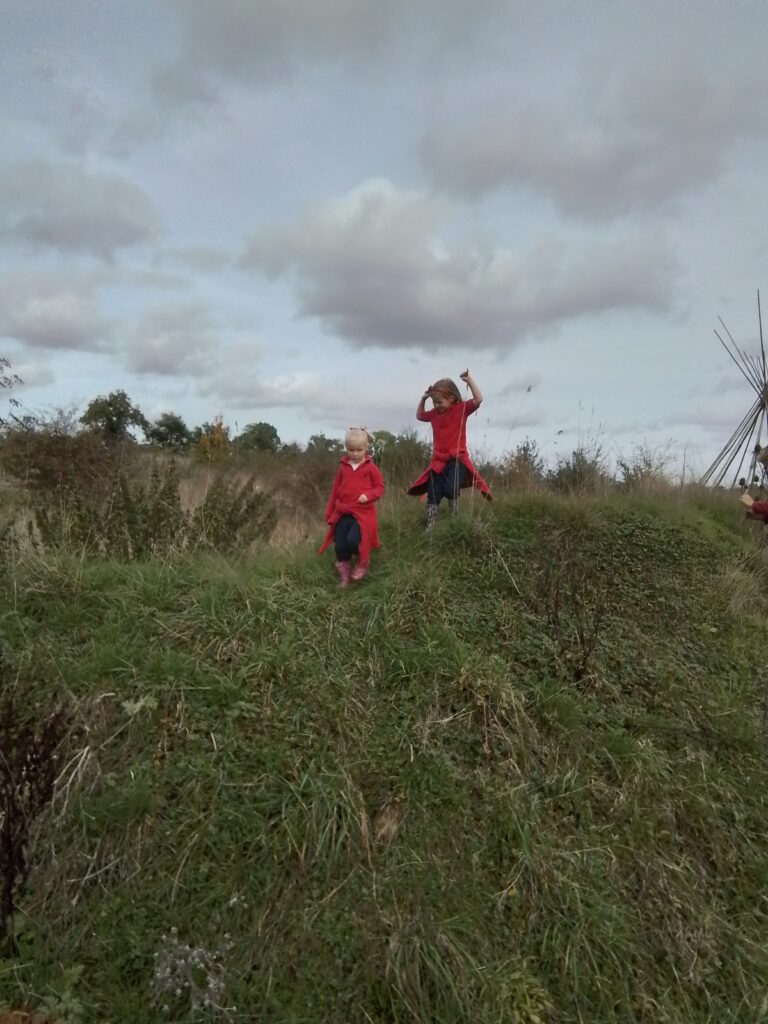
top-left (2, 0), bottom-right (768, 473)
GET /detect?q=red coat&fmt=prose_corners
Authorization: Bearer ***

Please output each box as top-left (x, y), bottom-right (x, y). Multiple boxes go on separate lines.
top-left (408, 398), bottom-right (491, 499)
top-left (747, 500), bottom-right (768, 522)
top-left (318, 454), bottom-right (385, 564)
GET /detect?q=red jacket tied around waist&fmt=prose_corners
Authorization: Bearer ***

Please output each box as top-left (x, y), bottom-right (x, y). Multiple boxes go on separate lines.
top-left (317, 454), bottom-right (385, 564)
top-left (407, 398), bottom-right (491, 499)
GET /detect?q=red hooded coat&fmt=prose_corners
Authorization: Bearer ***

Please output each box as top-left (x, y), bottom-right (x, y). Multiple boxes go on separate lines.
top-left (407, 398), bottom-right (491, 499)
top-left (317, 454), bottom-right (385, 564)
top-left (747, 500), bottom-right (768, 522)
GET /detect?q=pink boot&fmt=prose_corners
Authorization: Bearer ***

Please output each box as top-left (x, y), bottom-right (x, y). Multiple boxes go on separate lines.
top-left (335, 561), bottom-right (351, 588)
top-left (351, 561), bottom-right (369, 582)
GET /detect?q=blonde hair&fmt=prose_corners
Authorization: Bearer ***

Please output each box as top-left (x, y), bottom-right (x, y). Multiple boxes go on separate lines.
top-left (344, 425), bottom-right (373, 448)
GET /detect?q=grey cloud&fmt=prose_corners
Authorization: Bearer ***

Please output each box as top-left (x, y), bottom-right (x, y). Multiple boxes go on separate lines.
top-left (14, 363), bottom-right (56, 389)
top-left (127, 303), bottom-right (218, 376)
top-left (0, 159), bottom-right (160, 259)
top-left (496, 373), bottom-right (543, 397)
top-left (686, 373), bottom-right (752, 400)
top-left (155, 0), bottom-right (409, 104)
top-left (150, 0), bottom-right (508, 113)
top-left (154, 246), bottom-right (234, 275)
top-left (199, 369), bottom-right (325, 407)
top-left (0, 271), bottom-right (113, 351)
top-left (200, 366), bottom-right (412, 432)
top-left (484, 407), bottom-right (547, 432)
top-left (623, 403), bottom-right (749, 435)
top-left (242, 178), bottom-right (677, 351)
top-left (422, 65), bottom-right (768, 219)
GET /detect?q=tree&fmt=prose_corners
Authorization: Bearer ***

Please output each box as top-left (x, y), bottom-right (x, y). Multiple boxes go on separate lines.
top-left (306, 433), bottom-right (343, 456)
top-left (368, 430), bottom-right (396, 464)
top-left (191, 416), bottom-right (231, 464)
top-left (0, 357), bottom-right (22, 427)
top-left (368, 428), bottom-right (430, 486)
top-left (80, 390), bottom-right (148, 444)
top-left (146, 412), bottom-right (191, 453)
top-left (235, 421), bottom-right (281, 453)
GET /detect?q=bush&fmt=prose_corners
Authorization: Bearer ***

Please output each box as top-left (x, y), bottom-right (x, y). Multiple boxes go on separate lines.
top-left (0, 420), bottom-right (131, 498)
top-left (547, 443), bottom-right (610, 495)
top-left (29, 463), bottom-right (277, 559)
top-left (500, 438), bottom-right (545, 491)
top-left (616, 443), bottom-right (674, 492)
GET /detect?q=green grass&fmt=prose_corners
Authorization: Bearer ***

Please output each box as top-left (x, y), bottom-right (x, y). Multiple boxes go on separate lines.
top-left (1, 492), bottom-right (767, 1023)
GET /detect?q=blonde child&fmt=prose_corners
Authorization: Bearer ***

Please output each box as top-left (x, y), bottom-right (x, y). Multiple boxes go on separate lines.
top-left (407, 369), bottom-right (491, 528)
top-left (318, 426), bottom-right (385, 586)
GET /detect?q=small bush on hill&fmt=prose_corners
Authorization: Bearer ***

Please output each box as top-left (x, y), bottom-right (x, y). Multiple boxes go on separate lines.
top-left (29, 463), bottom-right (277, 558)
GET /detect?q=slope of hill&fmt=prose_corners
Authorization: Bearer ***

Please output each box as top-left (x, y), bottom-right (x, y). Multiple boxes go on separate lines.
top-left (1, 493), bottom-right (767, 1023)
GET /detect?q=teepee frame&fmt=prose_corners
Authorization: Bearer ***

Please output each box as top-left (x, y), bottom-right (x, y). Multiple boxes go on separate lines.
top-left (702, 291), bottom-right (768, 487)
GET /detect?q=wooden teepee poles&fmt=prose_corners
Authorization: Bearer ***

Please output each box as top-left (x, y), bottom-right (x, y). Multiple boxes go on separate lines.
top-left (747, 291), bottom-right (767, 483)
top-left (702, 290), bottom-right (768, 487)
top-left (701, 396), bottom-right (762, 485)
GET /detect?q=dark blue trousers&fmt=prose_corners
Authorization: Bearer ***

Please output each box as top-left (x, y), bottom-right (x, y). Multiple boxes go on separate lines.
top-left (333, 514), bottom-right (361, 561)
top-left (427, 459), bottom-right (467, 505)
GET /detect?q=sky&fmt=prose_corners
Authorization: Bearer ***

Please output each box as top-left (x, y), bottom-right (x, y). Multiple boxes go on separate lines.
top-left (2, 0), bottom-right (768, 475)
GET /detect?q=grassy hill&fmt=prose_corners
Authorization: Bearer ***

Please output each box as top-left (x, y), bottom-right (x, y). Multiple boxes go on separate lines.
top-left (1, 492), bottom-right (767, 1023)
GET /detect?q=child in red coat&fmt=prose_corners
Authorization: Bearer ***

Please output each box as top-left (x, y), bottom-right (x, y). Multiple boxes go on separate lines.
top-left (318, 426), bottom-right (385, 587)
top-left (407, 369), bottom-right (491, 529)
top-left (741, 492), bottom-right (768, 521)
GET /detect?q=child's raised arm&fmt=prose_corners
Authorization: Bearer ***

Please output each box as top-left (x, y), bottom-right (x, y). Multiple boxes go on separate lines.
top-left (459, 369), bottom-right (483, 406)
top-left (416, 387), bottom-right (431, 422)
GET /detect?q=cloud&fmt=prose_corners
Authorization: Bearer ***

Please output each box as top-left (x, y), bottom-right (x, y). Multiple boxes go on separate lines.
top-left (154, 246), bottom-right (234, 275)
top-left (199, 365), bottom-right (416, 433)
top-left (140, 0), bottom-right (511, 134)
top-left (13, 362), bottom-right (55, 389)
top-left (484, 406), bottom-right (547, 432)
top-left (495, 372), bottom-right (543, 397)
top-left (242, 177), bottom-right (677, 351)
top-left (0, 159), bottom-right (160, 259)
top-left (620, 401), bottom-right (754, 436)
top-left (421, 63), bottom-right (768, 219)
top-left (0, 270), bottom-right (113, 351)
top-left (686, 373), bottom-right (754, 400)
top-left (199, 368), bottom-right (324, 407)
top-left (154, 0), bottom-right (408, 106)
top-left (126, 303), bottom-right (221, 376)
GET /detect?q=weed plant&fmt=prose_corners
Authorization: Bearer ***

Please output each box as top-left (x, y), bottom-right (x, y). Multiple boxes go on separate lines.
top-left (26, 464), bottom-right (277, 559)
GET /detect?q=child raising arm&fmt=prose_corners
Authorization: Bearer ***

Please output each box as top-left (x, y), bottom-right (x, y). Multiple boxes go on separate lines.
top-left (408, 369), bottom-right (490, 529)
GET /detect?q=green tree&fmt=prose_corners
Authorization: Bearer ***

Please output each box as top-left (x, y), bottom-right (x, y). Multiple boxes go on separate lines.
top-left (80, 390), bottom-right (148, 444)
top-left (146, 412), bottom-right (191, 453)
top-left (368, 430), bottom-right (396, 464)
top-left (235, 421), bottom-right (281, 453)
top-left (306, 433), bottom-right (343, 456)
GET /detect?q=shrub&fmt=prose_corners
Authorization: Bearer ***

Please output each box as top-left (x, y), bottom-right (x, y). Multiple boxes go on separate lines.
top-left (28, 463), bottom-right (277, 559)
top-left (616, 442), bottom-right (674, 492)
top-left (0, 419), bottom-right (130, 498)
top-left (500, 437), bottom-right (545, 491)
top-left (547, 443), bottom-right (610, 495)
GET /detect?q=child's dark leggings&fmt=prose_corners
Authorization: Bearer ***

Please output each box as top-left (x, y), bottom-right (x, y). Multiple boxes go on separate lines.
top-left (334, 514), bottom-right (361, 561)
top-left (427, 459), bottom-right (467, 505)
